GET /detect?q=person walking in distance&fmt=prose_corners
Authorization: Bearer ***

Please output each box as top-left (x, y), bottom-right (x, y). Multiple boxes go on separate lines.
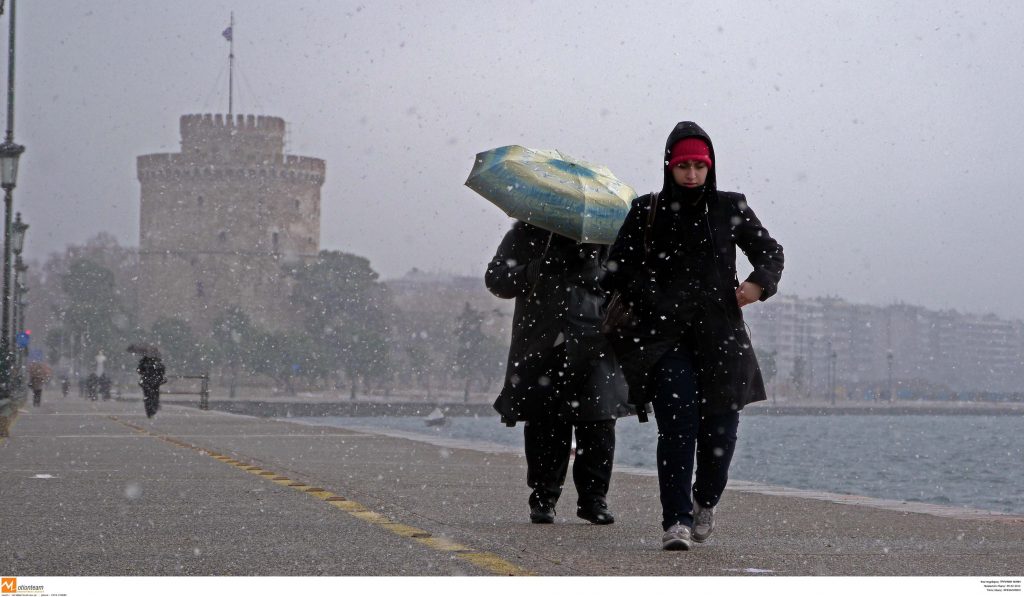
top-left (136, 351), bottom-right (167, 418)
top-left (602, 121), bottom-right (784, 550)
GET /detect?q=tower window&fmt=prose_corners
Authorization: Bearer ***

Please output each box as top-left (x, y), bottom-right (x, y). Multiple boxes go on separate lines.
top-left (272, 232), bottom-right (279, 252)
top-left (196, 281), bottom-right (205, 297)
top-left (197, 196), bottom-right (204, 207)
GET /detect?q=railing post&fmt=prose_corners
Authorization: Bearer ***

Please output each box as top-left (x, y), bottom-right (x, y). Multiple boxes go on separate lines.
top-left (200, 374), bottom-right (209, 411)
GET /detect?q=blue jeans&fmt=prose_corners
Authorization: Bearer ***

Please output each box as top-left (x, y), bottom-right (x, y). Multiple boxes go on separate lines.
top-left (650, 347), bottom-right (740, 530)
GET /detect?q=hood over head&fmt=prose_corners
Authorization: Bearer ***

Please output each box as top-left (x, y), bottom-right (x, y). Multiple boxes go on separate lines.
top-left (661, 121), bottom-right (717, 201)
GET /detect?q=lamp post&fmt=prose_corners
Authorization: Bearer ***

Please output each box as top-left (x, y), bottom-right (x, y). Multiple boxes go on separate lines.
top-left (828, 340), bottom-right (838, 406)
top-left (11, 212), bottom-right (25, 395)
top-left (11, 210), bottom-right (26, 337)
top-left (0, 0), bottom-right (23, 401)
top-left (886, 350), bottom-right (895, 403)
top-left (14, 263), bottom-right (25, 371)
top-left (10, 212), bottom-right (25, 395)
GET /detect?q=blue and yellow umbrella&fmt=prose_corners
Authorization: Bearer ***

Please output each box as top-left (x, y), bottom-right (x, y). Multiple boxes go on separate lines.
top-left (465, 145), bottom-right (636, 244)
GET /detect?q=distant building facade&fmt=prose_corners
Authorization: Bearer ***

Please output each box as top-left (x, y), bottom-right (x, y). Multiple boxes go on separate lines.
top-left (136, 113), bottom-right (325, 334)
top-left (745, 295), bottom-right (1024, 399)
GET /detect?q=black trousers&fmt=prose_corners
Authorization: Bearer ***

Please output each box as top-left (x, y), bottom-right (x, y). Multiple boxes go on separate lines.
top-left (143, 388), bottom-right (160, 418)
top-left (650, 346), bottom-right (740, 530)
top-left (525, 417), bottom-right (616, 509)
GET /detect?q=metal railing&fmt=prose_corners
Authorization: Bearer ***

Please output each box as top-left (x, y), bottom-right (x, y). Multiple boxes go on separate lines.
top-left (161, 374), bottom-right (210, 410)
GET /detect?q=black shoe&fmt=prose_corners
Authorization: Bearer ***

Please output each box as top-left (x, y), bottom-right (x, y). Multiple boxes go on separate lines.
top-left (577, 504), bottom-right (615, 525)
top-left (530, 503), bottom-right (556, 524)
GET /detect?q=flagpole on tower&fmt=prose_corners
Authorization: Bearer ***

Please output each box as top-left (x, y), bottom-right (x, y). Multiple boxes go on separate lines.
top-left (224, 12), bottom-right (234, 116)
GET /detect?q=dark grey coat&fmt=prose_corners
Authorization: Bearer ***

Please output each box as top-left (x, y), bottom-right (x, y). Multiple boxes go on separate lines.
top-left (485, 222), bottom-right (633, 425)
top-left (601, 121), bottom-right (785, 415)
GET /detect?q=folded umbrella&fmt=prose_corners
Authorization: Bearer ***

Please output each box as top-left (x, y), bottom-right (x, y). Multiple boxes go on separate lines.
top-left (465, 145), bottom-right (636, 244)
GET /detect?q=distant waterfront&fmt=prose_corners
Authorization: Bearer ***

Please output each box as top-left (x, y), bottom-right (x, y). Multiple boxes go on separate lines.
top-left (295, 413), bottom-right (1024, 516)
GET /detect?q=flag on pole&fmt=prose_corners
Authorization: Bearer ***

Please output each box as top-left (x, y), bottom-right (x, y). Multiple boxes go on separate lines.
top-left (222, 26), bottom-right (233, 42)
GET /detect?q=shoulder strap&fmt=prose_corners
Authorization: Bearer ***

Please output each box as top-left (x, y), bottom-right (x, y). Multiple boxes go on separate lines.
top-left (642, 191), bottom-right (659, 256)
top-left (525, 231), bottom-right (555, 300)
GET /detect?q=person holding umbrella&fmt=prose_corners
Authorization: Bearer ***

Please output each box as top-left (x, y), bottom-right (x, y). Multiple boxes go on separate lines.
top-left (28, 361), bottom-right (52, 407)
top-left (486, 222), bottom-right (634, 525)
top-left (601, 121), bottom-right (784, 550)
top-left (129, 344), bottom-right (166, 418)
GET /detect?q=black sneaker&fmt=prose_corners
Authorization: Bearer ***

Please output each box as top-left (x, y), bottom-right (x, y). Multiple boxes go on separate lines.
top-left (530, 503), bottom-right (556, 524)
top-left (577, 504), bottom-right (615, 525)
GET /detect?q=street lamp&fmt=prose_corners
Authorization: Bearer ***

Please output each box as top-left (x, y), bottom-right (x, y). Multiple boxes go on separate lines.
top-left (0, 140), bottom-right (23, 188)
top-left (10, 209), bottom-right (25, 253)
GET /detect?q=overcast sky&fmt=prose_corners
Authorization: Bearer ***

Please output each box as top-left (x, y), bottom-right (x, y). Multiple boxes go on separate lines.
top-left (12, 1), bottom-right (1024, 319)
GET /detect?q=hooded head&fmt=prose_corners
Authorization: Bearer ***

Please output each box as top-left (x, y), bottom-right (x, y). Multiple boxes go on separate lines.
top-left (661, 121), bottom-right (717, 202)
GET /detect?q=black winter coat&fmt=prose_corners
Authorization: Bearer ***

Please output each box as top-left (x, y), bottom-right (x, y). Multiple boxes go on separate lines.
top-left (485, 222), bottom-right (633, 425)
top-left (602, 121), bottom-right (784, 415)
top-left (137, 356), bottom-right (167, 392)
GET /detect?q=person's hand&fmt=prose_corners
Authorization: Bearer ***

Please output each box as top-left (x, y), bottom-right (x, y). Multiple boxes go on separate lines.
top-left (736, 281), bottom-right (763, 307)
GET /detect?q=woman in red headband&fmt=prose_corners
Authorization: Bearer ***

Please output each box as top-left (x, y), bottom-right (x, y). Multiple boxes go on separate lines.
top-left (602, 121), bottom-right (785, 550)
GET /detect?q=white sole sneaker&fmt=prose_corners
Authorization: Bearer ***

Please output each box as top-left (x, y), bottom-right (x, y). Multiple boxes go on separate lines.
top-left (662, 524), bottom-right (694, 551)
top-left (692, 501), bottom-right (715, 543)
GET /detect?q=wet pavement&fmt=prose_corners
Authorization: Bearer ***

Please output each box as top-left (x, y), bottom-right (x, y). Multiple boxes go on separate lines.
top-left (1, 398), bottom-right (1021, 576)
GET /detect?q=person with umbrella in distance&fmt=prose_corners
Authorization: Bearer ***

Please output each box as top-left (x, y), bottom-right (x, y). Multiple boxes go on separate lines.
top-left (601, 122), bottom-right (784, 550)
top-left (473, 147), bottom-right (637, 525)
top-left (28, 361), bottom-right (52, 407)
top-left (130, 344), bottom-right (167, 418)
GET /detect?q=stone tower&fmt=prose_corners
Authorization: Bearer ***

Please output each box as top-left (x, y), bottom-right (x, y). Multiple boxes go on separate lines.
top-left (136, 113), bottom-right (326, 335)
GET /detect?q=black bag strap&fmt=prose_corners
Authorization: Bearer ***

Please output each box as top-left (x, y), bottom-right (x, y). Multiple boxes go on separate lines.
top-left (525, 231), bottom-right (555, 301)
top-left (642, 191), bottom-right (659, 260)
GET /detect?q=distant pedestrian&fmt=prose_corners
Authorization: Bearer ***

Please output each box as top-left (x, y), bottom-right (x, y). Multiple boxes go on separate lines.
top-left (602, 121), bottom-right (784, 550)
top-left (136, 353), bottom-right (167, 418)
top-left (61, 375), bottom-right (70, 398)
top-left (486, 223), bottom-right (635, 525)
top-left (28, 362), bottom-right (52, 407)
top-left (85, 373), bottom-right (99, 401)
top-left (98, 374), bottom-right (112, 401)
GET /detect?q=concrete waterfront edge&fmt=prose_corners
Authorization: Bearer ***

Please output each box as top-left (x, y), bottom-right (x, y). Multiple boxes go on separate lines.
top-left (160, 398), bottom-right (1024, 418)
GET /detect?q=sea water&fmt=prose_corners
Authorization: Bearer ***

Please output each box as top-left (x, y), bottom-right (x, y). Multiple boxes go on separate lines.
top-left (293, 413), bottom-right (1023, 515)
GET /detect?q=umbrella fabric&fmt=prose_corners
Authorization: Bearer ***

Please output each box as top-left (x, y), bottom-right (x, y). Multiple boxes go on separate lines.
top-left (126, 343), bottom-right (160, 357)
top-left (27, 361), bottom-right (52, 381)
top-left (465, 145), bottom-right (636, 244)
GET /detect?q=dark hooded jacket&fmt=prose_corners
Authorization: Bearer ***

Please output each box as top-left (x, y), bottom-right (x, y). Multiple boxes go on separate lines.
top-left (601, 121), bottom-right (784, 415)
top-left (485, 222), bottom-right (632, 425)
top-left (137, 356), bottom-right (166, 394)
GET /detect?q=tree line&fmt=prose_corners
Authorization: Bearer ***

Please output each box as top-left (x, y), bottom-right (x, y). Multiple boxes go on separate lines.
top-left (32, 235), bottom-right (506, 400)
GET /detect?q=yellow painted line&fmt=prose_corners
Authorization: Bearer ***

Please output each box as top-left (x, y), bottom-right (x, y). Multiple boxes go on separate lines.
top-left (327, 499), bottom-right (369, 513)
top-left (415, 536), bottom-right (470, 552)
top-left (350, 510), bottom-right (392, 524)
top-left (106, 415), bottom-right (530, 576)
top-left (383, 523), bottom-right (432, 538)
top-left (457, 552), bottom-right (529, 576)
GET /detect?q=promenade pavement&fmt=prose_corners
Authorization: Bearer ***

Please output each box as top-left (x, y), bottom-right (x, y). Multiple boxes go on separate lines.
top-left (1, 397), bottom-right (1021, 577)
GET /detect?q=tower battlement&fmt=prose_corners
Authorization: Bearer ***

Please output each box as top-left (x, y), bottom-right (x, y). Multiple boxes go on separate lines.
top-left (179, 113), bottom-right (287, 160)
top-left (181, 113), bottom-right (286, 134)
top-left (137, 152), bottom-right (325, 184)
